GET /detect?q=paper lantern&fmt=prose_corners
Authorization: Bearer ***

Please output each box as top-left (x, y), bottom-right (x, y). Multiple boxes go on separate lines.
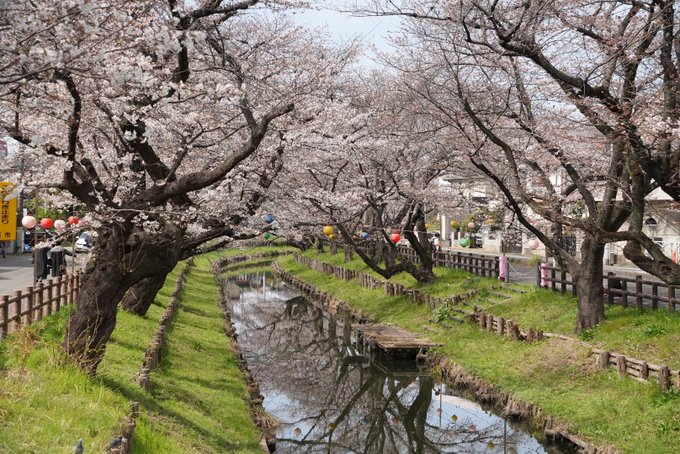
top-left (458, 238), bottom-right (470, 247)
top-left (328, 234), bottom-right (336, 241)
top-left (263, 233), bottom-right (272, 240)
top-left (21, 215), bottom-right (37, 229)
top-left (425, 223), bottom-right (430, 229)
top-left (467, 222), bottom-right (476, 230)
top-left (323, 225), bottom-right (333, 236)
top-left (390, 233), bottom-right (401, 243)
top-left (54, 219), bottom-right (67, 231)
top-left (263, 214), bottom-right (274, 224)
top-left (361, 232), bottom-right (369, 239)
top-left (40, 217), bottom-right (54, 229)
top-left (68, 216), bottom-right (80, 225)
top-left (528, 239), bottom-right (540, 250)
top-left (450, 220), bottom-right (460, 229)
top-left (293, 427), bottom-right (302, 437)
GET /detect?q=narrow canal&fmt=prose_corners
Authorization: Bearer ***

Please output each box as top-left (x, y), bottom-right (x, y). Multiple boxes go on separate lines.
top-left (223, 269), bottom-right (573, 453)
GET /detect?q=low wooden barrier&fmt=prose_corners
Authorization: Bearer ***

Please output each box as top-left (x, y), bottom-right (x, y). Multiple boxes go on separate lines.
top-left (293, 254), bottom-right (480, 309)
top-left (0, 272), bottom-right (83, 341)
top-left (212, 250), bottom-right (292, 272)
top-left (134, 259), bottom-right (193, 390)
top-left (396, 246), bottom-right (500, 278)
top-left (592, 349), bottom-right (680, 391)
top-left (537, 265), bottom-right (680, 312)
top-left (288, 255), bottom-right (679, 391)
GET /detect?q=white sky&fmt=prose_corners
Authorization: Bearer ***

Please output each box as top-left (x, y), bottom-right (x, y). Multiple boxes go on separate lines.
top-left (290, 3), bottom-right (402, 67)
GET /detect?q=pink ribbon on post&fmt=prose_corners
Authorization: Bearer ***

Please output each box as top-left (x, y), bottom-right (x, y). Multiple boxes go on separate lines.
top-left (498, 255), bottom-right (507, 281)
top-left (540, 263), bottom-right (549, 287)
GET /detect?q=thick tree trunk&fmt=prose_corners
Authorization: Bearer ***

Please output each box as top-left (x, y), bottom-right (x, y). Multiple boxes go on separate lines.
top-left (65, 225), bottom-right (183, 373)
top-left (121, 274), bottom-right (168, 316)
top-left (343, 246), bottom-right (353, 262)
top-left (573, 239), bottom-right (606, 332)
top-left (64, 229), bottom-right (130, 373)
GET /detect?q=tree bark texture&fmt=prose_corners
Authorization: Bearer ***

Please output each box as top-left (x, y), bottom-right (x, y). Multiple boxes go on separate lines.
top-left (64, 225), bottom-right (183, 373)
top-left (121, 273), bottom-right (168, 316)
top-left (573, 239), bottom-right (606, 332)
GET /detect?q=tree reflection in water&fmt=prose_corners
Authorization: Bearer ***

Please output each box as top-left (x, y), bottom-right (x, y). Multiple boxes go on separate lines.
top-left (224, 272), bottom-right (565, 454)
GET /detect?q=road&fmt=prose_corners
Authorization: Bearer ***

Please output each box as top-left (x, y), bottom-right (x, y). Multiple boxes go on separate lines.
top-left (0, 252), bottom-right (86, 296)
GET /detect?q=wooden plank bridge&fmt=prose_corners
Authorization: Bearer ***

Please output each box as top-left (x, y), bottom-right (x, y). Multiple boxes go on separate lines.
top-left (353, 323), bottom-right (441, 359)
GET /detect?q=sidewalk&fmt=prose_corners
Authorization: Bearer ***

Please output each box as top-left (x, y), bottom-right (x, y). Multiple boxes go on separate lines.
top-left (444, 246), bottom-right (664, 283)
top-left (0, 253), bottom-right (85, 296)
top-left (0, 253), bottom-right (34, 296)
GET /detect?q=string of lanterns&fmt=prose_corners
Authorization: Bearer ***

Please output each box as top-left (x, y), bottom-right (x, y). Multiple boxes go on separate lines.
top-left (22, 215), bottom-right (80, 231)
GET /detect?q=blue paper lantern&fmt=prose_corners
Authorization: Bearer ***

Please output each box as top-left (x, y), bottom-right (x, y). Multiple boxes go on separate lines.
top-left (263, 214), bottom-right (274, 224)
top-left (361, 232), bottom-right (369, 239)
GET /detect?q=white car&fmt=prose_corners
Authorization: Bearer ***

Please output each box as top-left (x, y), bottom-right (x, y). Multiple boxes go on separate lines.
top-left (75, 232), bottom-right (95, 252)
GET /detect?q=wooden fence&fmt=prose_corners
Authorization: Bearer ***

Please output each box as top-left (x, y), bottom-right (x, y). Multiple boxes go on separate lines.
top-left (288, 254), bottom-right (680, 391)
top-left (537, 264), bottom-right (680, 312)
top-left (0, 272), bottom-right (83, 341)
top-left (396, 246), bottom-right (500, 278)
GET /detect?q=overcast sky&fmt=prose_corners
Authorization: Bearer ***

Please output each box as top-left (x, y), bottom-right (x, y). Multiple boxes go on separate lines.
top-left (290, 3), bottom-right (402, 67)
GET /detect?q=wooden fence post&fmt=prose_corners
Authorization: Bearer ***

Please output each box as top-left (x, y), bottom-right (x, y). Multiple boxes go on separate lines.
top-left (659, 366), bottom-right (671, 391)
top-left (621, 280), bottom-right (629, 308)
top-left (1, 295), bottom-right (8, 340)
top-left (640, 361), bottom-right (649, 380)
top-left (12, 290), bottom-right (21, 331)
top-left (606, 272), bottom-right (614, 304)
top-left (55, 277), bottom-right (62, 311)
top-left (616, 356), bottom-right (626, 377)
top-left (25, 287), bottom-right (34, 325)
top-left (36, 282), bottom-right (44, 321)
top-left (635, 276), bottom-right (643, 309)
top-left (598, 351), bottom-right (610, 370)
top-left (669, 286), bottom-right (676, 312)
top-left (47, 279), bottom-right (55, 313)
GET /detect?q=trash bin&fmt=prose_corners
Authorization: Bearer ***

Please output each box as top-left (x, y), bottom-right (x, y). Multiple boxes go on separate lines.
top-left (34, 246), bottom-right (50, 281)
top-left (50, 248), bottom-right (66, 277)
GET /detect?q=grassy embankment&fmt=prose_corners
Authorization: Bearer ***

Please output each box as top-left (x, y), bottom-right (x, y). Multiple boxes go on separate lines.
top-left (0, 246), bottom-right (290, 453)
top-left (278, 250), bottom-right (680, 454)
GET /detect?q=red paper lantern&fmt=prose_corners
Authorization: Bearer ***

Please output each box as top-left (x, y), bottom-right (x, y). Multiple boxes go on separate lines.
top-left (68, 216), bottom-right (80, 225)
top-left (40, 217), bottom-right (54, 229)
top-left (390, 233), bottom-right (401, 243)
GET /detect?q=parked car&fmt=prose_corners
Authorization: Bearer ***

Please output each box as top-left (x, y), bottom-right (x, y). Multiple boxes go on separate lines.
top-left (75, 232), bottom-right (95, 252)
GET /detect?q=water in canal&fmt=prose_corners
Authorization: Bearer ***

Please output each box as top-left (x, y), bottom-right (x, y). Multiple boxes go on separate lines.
top-left (224, 270), bottom-right (572, 453)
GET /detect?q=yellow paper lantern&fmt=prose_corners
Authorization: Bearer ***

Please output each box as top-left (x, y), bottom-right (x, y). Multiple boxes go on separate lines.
top-left (323, 225), bottom-right (333, 236)
top-left (425, 223), bottom-right (430, 229)
top-left (328, 234), bottom-right (336, 241)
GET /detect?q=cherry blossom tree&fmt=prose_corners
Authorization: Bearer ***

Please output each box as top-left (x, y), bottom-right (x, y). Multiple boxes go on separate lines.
top-left (0, 0), bottom-right (353, 371)
top-left (350, 0), bottom-right (680, 330)
top-left (269, 72), bottom-right (457, 283)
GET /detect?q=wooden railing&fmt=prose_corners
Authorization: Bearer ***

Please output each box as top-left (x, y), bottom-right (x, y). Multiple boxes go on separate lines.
top-left (536, 264), bottom-right (679, 311)
top-left (396, 246), bottom-right (500, 278)
top-left (0, 272), bottom-right (82, 341)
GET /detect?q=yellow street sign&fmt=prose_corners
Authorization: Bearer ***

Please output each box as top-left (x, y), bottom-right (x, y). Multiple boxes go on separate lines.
top-left (0, 182), bottom-right (17, 241)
